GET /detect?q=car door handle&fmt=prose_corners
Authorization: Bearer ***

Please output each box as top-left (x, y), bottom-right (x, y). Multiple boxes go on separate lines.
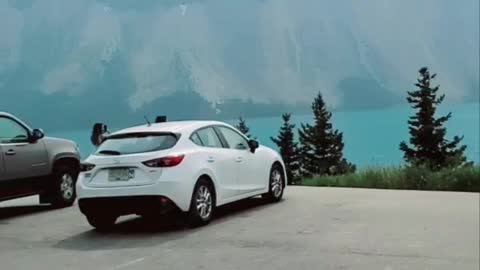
top-left (207, 157), bottom-right (215, 163)
top-left (235, 157), bottom-right (243, 163)
top-left (5, 149), bottom-right (16, 156)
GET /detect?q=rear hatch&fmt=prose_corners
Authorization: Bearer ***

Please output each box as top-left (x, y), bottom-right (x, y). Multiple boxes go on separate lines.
top-left (83, 132), bottom-right (178, 188)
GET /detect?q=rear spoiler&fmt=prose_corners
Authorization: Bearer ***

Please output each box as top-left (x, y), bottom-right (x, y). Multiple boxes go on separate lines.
top-left (155, 116), bottom-right (167, 123)
top-left (106, 132), bottom-right (181, 140)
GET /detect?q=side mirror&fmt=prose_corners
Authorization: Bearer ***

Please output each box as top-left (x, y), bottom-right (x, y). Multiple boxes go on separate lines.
top-left (248, 139), bottom-right (259, 153)
top-left (30, 128), bottom-right (45, 143)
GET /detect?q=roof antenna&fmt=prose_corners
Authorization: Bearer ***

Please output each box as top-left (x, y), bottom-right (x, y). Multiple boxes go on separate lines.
top-left (144, 115), bottom-right (151, 126)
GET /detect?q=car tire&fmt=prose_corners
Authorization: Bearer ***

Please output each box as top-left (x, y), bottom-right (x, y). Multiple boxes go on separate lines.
top-left (187, 178), bottom-right (215, 227)
top-left (86, 214), bottom-right (117, 231)
top-left (50, 165), bottom-right (78, 208)
top-left (262, 163), bottom-right (285, 202)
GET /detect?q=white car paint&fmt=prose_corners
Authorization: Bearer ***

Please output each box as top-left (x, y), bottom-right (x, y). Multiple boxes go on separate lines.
top-left (76, 121), bottom-right (286, 212)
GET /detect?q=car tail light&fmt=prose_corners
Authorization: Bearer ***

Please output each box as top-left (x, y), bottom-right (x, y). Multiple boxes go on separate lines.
top-left (142, 155), bottom-right (185, 168)
top-left (80, 163), bottom-right (96, 172)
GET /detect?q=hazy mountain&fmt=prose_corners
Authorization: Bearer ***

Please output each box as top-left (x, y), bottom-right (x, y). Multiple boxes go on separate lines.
top-left (0, 0), bottom-right (478, 130)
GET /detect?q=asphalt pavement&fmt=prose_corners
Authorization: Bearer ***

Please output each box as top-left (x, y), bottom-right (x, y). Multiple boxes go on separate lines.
top-left (0, 187), bottom-right (478, 270)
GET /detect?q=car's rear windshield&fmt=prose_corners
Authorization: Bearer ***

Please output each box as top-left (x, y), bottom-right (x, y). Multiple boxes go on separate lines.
top-left (95, 133), bottom-right (178, 155)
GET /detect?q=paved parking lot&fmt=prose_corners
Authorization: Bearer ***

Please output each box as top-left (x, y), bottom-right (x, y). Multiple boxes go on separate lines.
top-left (0, 187), bottom-right (478, 270)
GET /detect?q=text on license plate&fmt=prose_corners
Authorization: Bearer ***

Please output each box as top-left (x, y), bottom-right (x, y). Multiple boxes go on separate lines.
top-left (109, 168), bottom-right (135, 181)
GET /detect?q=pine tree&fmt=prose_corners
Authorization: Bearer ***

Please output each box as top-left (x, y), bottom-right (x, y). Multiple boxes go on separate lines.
top-left (400, 67), bottom-right (469, 169)
top-left (235, 117), bottom-right (251, 138)
top-left (298, 92), bottom-right (355, 177)
top-left (270, 113), bottom-right (300, 185)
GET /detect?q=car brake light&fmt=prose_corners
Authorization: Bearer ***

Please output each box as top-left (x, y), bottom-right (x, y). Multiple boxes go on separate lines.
top-left (80, 163), bottom-right (96, 172)
top-left (143, 155), bottom-right (185, 168)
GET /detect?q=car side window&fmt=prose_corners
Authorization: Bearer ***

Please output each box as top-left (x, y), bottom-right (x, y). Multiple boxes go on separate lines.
top-left (195, 127), bottom-right (223, 148)
top-left (190, 132), bottom-right (204, 146)
top-left (217, 126), bottom-right (249, 150)
top-left (0, 117), bottom-right (29, 144)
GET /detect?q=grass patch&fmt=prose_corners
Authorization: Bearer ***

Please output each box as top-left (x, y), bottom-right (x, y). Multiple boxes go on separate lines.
top-left (301, 166), bottom-right (480, 192)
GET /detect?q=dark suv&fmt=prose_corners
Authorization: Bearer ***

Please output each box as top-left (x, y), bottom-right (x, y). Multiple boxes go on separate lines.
top-left (0, 112), bottom-right (81, 207)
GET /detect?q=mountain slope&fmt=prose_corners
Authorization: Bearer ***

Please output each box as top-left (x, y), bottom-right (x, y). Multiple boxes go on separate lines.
top-left (0, 0), bottom-right (478, 130)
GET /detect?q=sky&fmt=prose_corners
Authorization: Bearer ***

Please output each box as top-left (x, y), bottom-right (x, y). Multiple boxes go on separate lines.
top-left (0, 0), bottom-right (479, 128)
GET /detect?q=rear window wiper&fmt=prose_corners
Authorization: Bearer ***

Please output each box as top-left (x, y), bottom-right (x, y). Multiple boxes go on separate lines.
top-left (98, 150), bottom-right (121, 155)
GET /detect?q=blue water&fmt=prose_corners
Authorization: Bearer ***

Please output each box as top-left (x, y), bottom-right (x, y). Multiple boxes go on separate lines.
top-left (50, 103), bottom-right (480, 167)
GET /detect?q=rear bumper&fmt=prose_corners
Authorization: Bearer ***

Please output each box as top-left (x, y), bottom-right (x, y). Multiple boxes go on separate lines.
top-left (78, 196), bottom-right (177, 216)
top-left (76, 173), bottom-right (192, 211)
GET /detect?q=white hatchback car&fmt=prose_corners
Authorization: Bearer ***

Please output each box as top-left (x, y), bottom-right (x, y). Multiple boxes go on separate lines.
top-left (77, 121), bottom-right (286, 230)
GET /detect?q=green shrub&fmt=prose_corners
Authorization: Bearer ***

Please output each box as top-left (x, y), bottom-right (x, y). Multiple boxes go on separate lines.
top-left (301, 166), bottom-right (480, 192)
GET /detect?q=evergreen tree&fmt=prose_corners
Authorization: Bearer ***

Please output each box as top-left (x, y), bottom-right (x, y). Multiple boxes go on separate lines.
top-left (235, 117), bottom-right (251, 138)
top-left (298, 91), bottom-right (355, 177)
top-left (270, 113), bottom-right (300, 185)
top-left (400, 67), bottom-right (469, 169)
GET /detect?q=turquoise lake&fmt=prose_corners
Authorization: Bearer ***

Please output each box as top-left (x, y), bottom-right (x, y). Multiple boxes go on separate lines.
top-left (50, 103), bottom-right (480, 167)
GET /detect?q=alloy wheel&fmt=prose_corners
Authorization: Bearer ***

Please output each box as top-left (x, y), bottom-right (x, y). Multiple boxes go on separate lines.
top-left (60, 173), bottom-right (74, 200)
top-left (196, 186), bottom-right (213, 220)
top-left (271, 169), bottom-right (283, 198)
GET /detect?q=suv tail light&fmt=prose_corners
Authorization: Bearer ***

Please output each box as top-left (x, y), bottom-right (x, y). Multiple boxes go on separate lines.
top-left (143, 155), bottom-right (185, 168)
top-left (80, 163), bottom-right (96, 172)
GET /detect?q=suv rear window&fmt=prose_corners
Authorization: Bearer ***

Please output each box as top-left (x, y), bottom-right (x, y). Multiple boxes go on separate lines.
top-left (95, 133), bottom-right (178, 155)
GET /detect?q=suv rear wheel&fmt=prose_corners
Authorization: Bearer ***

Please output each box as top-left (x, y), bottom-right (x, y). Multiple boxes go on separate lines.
top-left (49, 165), bottom-right (78, 208)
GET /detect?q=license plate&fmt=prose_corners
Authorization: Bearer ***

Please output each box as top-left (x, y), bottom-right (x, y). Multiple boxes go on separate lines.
top-left (108, 168), bottom-right (135, 182)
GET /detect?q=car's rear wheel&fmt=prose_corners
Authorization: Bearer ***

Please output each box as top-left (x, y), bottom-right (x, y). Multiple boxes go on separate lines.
top-left (262, 163), bottom-right (285, 202)
top-left (86, 214), bottom-right (117, 231)
top-left (187, 178), bottom-right (215, 227)
top-left (50, 165), bottom-right (78, 208)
